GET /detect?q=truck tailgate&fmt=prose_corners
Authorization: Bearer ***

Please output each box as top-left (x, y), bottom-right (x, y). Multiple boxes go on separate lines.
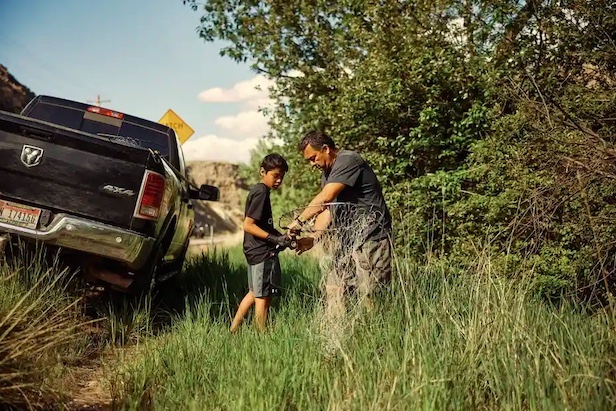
top-left (0, 113), bottom-right (154, 230)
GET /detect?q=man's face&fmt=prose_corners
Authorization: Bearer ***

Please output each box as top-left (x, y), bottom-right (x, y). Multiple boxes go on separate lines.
top-left (302, 144), bottom-right (334, 172)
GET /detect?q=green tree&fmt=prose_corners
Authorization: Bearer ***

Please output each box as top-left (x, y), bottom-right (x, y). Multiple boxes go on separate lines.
top-left (184, 0), bottom-right (496, 218)
top-left (184, 0), bottom-right (616, 298)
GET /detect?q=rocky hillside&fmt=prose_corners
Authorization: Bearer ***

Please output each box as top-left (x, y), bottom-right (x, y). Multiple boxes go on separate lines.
top-left (0, 65), bottom-right (35, 113)
top-left (186, 161), bottom-right (249, 235)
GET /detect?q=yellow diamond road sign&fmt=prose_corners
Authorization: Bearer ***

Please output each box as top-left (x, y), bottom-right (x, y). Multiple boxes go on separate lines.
top-left (158, 109), bottom-right (194, 144)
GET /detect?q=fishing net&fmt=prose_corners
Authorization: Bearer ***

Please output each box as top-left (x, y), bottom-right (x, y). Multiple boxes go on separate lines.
top-left (279, 202), bottom-right (387, 354)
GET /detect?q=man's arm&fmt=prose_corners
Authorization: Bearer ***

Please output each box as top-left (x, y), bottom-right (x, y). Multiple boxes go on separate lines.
top-left (295, 208), bottom-right (332, 255)
top-left (293, 154), bottom-right (361, 228)
top-left (313, 208), bottom-right (332, 240)
top-left (290, 182), bottom-right (345, 229)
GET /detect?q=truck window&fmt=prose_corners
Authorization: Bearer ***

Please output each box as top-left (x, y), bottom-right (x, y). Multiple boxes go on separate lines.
top-left (25, 102), bottom-right (172, 158)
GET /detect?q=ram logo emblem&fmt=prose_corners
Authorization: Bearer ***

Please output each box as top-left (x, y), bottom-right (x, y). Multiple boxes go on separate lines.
top-left (21, 145), bottom-right (44, 167)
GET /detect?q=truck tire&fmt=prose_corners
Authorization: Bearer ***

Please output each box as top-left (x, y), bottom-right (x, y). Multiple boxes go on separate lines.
top-left (127, 245), bottom-right (164, 295)
top-left (157, 241), bottom-right (189, 284)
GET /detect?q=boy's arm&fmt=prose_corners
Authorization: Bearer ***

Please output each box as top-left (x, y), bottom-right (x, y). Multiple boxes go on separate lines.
top-left (245, 187), bottom-right (281, 240)
top-left (244, 217), bottom-right (290, 246)
top-left (243, 217), bottom-right (271, 240)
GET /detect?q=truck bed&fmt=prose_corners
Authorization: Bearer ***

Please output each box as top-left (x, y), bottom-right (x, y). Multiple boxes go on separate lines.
top-left (0, 111), bottom-right (161, 230)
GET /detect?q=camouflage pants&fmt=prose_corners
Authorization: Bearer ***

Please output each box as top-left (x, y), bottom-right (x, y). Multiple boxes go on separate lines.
top-left (322, 236), bottom-right (393, 297)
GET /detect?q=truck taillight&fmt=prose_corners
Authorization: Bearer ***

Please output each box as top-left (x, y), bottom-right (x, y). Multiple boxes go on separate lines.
top-left (135, 171), bottom-right (165, 220)
top-left (87, 106), bottom-right (124, 119)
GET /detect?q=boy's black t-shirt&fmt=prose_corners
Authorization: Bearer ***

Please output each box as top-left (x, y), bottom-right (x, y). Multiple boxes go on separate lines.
top-left (243, 182), bottom-right (276, 265)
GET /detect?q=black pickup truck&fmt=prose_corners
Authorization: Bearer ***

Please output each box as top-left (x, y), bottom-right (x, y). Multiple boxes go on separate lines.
top-left (0, 95), bottom-right (219, 293)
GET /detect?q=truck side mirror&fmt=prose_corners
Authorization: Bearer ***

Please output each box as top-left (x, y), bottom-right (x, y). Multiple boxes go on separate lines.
top-left (189, 184), bottom-right (220, 201)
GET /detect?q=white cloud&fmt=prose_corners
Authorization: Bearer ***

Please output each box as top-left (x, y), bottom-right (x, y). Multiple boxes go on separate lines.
top-left (182, 134), bottom-right (260, 164)
top-left (198, 75), bottom-right (275, 108)
top-left (214, 110), bottom-right (271, 138)
top-left (286, 69), bottom-right (304, 78)
top-left (193, 74), bottom-right (292, 163)
top-left (199, 74), bottom-right (276, 139)
top-left (243, 96), bottom-right (275, 110)
top-left (198, 71), bottom-right (302, 108)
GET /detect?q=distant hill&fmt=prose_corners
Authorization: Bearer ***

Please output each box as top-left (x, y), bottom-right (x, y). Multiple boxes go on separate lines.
top-left (0, 64), bottom-right (35, 113)
top-left (186, 161), bottom-right (249, 235)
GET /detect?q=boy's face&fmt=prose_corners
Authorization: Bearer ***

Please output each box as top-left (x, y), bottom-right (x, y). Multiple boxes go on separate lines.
top-left (260, 167), bottom-right (286, 190)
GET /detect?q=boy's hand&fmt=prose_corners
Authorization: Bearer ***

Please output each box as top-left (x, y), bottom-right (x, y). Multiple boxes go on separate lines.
top-left (295, 237), bottom-right (315, 255)
top-left (267, 234), bottom-right (292, 248)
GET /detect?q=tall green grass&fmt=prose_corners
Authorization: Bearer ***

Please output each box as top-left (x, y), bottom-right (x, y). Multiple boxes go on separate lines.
top-left (2, 242), bottom-right (615, 410)
top-left (111, 248), bottom-right (616, 410)
top-left (0, 242), bottom-right (154, 410)
top-left (0, 244), bottom-right (93, 409)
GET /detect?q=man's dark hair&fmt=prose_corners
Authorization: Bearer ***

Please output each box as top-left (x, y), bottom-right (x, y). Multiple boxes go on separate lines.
top-left (298, 130), bottom-right (337, 152)
top-left (261, 153), bottom-right (289, 172)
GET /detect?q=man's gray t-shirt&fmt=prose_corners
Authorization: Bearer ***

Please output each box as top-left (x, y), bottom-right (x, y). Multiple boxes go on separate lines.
top-left (321, 150), bottom-right (392, 243)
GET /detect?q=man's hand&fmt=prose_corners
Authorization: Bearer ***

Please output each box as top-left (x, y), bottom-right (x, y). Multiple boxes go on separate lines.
top-left (295, 237), bottom-right (315, 255)
top-left (286, 218), bottom-right (303, 236)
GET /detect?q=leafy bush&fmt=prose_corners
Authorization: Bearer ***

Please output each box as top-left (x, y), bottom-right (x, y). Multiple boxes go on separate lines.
top-left (186, 0), bottom-right (616, 299)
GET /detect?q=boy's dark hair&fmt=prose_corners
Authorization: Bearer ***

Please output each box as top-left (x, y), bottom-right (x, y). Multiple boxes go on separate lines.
top-left (261, 153), bottom-right (289, 172)
top-left (298, 130), bottom-right (337, 152)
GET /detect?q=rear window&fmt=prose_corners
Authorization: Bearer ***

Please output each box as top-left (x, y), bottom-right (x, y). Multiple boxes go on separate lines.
top-left (25, 102), bottom-right (171, 157)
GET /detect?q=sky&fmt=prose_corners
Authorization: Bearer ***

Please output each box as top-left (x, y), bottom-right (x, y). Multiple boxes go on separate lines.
top-left (0, 0), bottom-right (276, 164)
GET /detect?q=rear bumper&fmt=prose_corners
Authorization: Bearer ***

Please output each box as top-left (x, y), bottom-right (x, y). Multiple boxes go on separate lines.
top-left (0, 214), bottom-right (155, 270)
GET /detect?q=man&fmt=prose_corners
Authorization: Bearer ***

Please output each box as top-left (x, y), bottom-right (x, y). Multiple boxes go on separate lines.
top-left (288, 130), bottom-right (393, 299)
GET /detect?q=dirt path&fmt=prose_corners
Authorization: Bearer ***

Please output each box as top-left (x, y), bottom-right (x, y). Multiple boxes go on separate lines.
top-left (187, 230), bottom-right (243, 255)
top-left (67, 339), bottom-right (147, 410)
top-left (65, 235), bottom-right (243, 410)
top-left (67, 358), bottom-right (113, 411)
top-left (64, 335), bottom-right (115, 411)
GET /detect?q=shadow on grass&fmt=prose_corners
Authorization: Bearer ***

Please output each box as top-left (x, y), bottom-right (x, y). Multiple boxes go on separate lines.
top-left (155, 247), bottom-right (248, 324)
top-left (2, 239), bottom-right (322, 346)
top-left (148, 246), bottom-right (321, 329)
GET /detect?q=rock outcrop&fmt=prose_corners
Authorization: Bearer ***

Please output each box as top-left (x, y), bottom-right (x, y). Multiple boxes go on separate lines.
top-left (186, 161), bottom-right (248, 235)
top-left (0, 65), bottom-right (35, 113)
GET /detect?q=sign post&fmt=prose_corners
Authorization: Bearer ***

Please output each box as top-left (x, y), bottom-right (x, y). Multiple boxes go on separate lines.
top-left (158, 109), bottom-right (195, 144)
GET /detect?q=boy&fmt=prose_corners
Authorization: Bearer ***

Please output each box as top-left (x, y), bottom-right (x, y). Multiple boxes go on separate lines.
top-left (230, 153), bottom-right (292, 332)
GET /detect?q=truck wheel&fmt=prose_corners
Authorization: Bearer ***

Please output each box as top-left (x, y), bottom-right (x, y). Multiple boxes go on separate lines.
top-left (127, 246), bottom-right (164, 295)
top-left (157, 243), bottom-right (189, 284)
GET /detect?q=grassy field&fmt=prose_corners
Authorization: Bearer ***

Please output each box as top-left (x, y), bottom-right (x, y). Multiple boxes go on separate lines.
top-left (1, 244), bottom-right (616, 410)
top-left (115, 248), bottom-right (616, 410)
top-left (0, 244), bottom-right (99, 409)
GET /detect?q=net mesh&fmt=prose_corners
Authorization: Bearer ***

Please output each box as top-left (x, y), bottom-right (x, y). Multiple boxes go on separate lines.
top-left (279, 202), bottom-right (387, 355)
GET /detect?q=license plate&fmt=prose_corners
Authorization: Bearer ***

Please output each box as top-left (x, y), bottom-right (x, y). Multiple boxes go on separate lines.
top-left (0, 200), bottom-right (42, 230)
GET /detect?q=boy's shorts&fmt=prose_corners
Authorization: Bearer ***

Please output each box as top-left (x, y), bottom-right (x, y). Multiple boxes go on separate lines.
top-left (247, 255), bottom-right (282, 298)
